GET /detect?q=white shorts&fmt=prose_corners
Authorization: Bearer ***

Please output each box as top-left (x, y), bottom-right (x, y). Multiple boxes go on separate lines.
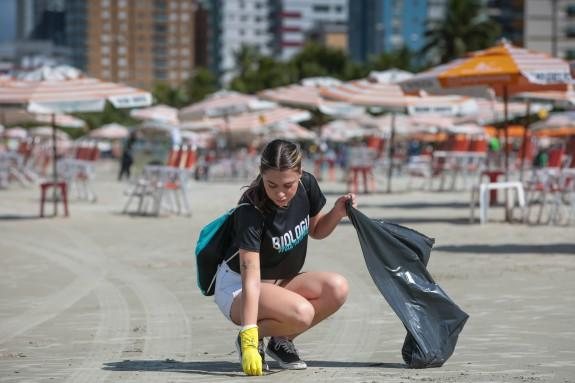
top-left (214, 261), bottom-right (242, 321)
top-left (214, 262), bottom-right (287, 322)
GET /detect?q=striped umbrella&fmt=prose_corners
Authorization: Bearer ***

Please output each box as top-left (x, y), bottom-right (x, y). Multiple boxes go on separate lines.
top-left (320, 80), bottom-right (478, 192)
top-left (179, 90), bottom-right (276, 121)
top-left (130, 104), bottom-right (179, 124)
top-left (0, 65), bottom-right (152, 216)
top-left (258, 84), bottom-right (364, 118)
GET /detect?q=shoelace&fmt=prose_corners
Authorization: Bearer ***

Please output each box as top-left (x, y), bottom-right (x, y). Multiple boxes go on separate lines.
top-left (274, 337), bottom-right (298, 356)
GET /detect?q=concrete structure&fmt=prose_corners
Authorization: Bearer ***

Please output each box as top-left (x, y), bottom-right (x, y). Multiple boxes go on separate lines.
top-left (525, 0), bottom-right (575, 59)
top-left (348, 0), bottom-right (427, 63)
top-left (277, 0), bottom-right (347, 60)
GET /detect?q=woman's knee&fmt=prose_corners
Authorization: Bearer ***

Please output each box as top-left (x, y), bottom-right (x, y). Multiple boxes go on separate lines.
top-left (291, 300), bottom-right (315, 329)
top-left (326, 274), bottom-right (349, 306)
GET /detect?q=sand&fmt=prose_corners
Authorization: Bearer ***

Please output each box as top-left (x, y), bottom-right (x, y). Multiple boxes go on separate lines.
top-left (1, 160), bottom-right (574, 382)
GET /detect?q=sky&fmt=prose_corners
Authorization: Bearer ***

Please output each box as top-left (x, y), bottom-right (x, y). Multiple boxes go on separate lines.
top-left (0, 0), bottom-right (17, 43)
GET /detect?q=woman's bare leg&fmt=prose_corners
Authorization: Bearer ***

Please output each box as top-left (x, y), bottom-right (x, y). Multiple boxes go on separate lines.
top-left (230, 283), bottom-right (316, 337)
top-left (229, 271), bottom-right (348, 339)
top-left (281, 271), bottom-right (349, 339)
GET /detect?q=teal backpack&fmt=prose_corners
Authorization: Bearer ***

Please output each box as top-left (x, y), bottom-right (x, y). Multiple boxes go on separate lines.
top-left (195, 203), bottom-right (249, 296)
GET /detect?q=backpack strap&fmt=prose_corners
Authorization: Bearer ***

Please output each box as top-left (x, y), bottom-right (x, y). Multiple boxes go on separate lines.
top-left (205, 202), bottom-right (254, 294)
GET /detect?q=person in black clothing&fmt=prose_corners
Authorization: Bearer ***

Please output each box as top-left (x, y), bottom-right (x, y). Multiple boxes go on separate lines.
top-left (214, 139), bottom-right (357, 376)
top-left (118, 130), bottom-right (137, 181)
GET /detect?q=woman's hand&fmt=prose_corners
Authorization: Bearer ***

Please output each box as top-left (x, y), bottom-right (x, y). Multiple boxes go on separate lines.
top-left (333, 193), bottom-right (357, 220)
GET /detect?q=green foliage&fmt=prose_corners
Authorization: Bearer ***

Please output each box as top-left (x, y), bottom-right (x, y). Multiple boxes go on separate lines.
top-left (369, 47), bottom-right (420, 73)
top-left (229, 45), bottom-right (296, 93)
top-left (184, 67), bottom-right (218, 103)
top-left (73, 103), bottom-right (139, 132)
top-left (152, 82), bottom-right (189, 108)
top-left (421, 0), bottom-right (501, 65)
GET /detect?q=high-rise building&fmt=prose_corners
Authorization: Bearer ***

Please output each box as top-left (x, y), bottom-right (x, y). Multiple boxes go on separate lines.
top-left (204, 0), bottom-right (277, 83)
top-left (0, 0), bottom-right (70, 69)
top-left (525, 0), bottom-right (575, 59)
top-left (68, 0), bottom-right (198, 89)
top-left (277, 0), bottom-right (347, 60)
top-left (486, 0), bottom-right (524, 46)
top-left (348, 0), bottom-right (427, 63)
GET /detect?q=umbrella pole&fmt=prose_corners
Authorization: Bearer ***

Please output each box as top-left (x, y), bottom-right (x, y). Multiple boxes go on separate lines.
top-left (519, 101), bottom-right (531, 182)
top-left (503, 87), bottom-right (510, 221)
top-left (386, 112), bottom-right (396, 193)
top-left (52, 113), bottom-right (58, 217)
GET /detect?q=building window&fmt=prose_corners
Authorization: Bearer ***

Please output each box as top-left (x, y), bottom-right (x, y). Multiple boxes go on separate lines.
top-left (566, 26), bottom-right (575, 38)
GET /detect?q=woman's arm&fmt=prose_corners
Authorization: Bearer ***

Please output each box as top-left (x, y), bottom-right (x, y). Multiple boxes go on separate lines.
top-left (309, 193), bottom-right (356, 239)
top-left (239, 249), bottom-right (261, 326)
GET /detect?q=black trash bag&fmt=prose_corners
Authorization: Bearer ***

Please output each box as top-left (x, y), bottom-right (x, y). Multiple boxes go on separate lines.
top-left (346, 205), bottom-right (469, 368)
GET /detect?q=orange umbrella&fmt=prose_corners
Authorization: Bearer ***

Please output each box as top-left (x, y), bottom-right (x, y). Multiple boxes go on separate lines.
top-left (484, 124), bottom-right (527, 138)
top-left (533, 127), bottom-right (575, 137)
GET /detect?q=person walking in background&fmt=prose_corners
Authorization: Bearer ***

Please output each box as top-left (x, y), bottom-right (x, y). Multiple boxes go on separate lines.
top-left (213, 139), bottom-right (356, 376)
top-left (118, 130), bottom-right (137, 181)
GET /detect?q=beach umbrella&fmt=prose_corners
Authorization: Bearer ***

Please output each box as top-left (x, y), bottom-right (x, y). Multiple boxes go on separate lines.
top-left (29, 126), bottom-right (71, 140)
top-left (0, 108), bottom-right (86, 128)
top-left (0, 65), bottom-right (152, 215)
top-left (512, 90), bottom-right (575, 179)
top-left (320, 79), bottom-right (478, 192)
top-left (400, 40), bottom-right (572, 180)
top-left (2, 127), bottom-right (27, 139)
top-left (258, 84), bottom-right (365, 118)
top-left (531, 111), bottom-right (575, 137)
top-left (179, 90), bottom-right (276, 121)
top-left (266, 122), bottom-right (316, 142)
top-left (130, 104), bottom-right (179, 124)
top-left (89, 123), bottom-right (130, 140)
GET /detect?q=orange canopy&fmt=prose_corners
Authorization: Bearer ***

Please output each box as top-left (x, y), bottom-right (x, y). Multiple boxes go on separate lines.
top-left (533, 127), bottom-right (575, 138)
top-left (401, 41), bottom-right (572, 97)
top-left (484, 124), bottom-right (527, 138)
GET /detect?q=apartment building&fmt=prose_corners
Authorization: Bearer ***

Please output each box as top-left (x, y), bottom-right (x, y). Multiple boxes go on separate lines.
top-left (277, 0), bottom-right (347, 60)
top-left (525, 0), bottom-right (575, 59)
top-left (75, 0), bottom-right (197, 89)
top-left (348, 0), bottom-right (427, 63)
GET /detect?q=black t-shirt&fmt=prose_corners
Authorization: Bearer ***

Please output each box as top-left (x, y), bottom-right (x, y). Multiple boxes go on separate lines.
top-left (226, 171), bottom-right (326, 280)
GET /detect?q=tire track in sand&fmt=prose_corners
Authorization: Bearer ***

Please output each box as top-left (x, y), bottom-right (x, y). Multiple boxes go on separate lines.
top-left (53, 225), bottom-right (194, 382)
top-left (0, 239), bottom-right (105, 345)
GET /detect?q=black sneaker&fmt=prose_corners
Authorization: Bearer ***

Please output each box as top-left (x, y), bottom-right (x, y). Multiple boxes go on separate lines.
top-left (235, 334), bottom-right (269, 371)
top-left (266, 336), bottom-right (307, 370)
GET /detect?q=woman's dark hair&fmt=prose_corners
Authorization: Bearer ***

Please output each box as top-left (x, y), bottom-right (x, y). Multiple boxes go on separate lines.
top-left (241, 139), bottom-right (303, 212)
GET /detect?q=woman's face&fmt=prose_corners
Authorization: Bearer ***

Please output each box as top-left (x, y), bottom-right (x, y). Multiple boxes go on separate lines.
top-left (261, 168), bottom-right (301, 208)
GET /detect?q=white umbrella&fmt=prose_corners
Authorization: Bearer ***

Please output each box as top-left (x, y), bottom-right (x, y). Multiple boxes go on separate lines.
top-left (29, 126), bottom-right (70, 140)
top-left (130, 104), bottom-right (179, 124)
top-left (89, 123), bottom-right (129, 140)
top-left (3, 127), bottom-right (27, 139)
top-left (179, 90), bottom-right (276, 121)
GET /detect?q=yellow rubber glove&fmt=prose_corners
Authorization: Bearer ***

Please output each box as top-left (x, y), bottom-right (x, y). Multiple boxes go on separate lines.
top-left (239, 326), bottom-right (263, 376)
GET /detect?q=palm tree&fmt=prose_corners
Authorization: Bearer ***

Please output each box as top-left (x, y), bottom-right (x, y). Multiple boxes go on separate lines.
top-left (421, 0), bottom-right (500, 65)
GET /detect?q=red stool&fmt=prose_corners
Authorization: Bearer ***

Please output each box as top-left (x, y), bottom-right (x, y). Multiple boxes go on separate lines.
top-left (40, 181), bottom-right (69, 217)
